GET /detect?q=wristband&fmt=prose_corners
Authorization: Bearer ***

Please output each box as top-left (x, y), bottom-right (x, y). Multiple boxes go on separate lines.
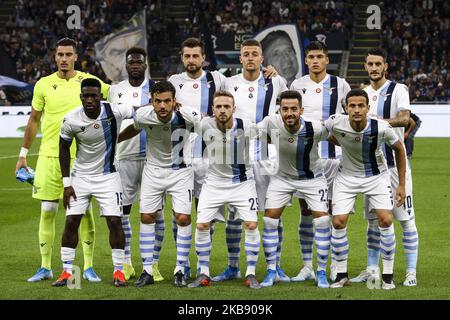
top-left (19, 147), bottom-right (29, 158)
top-left (63, 177), bottom-right (71, 188)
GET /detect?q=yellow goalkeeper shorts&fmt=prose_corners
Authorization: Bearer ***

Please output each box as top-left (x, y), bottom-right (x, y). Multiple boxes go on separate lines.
top-left (32, 156), bottom-right (73, 201)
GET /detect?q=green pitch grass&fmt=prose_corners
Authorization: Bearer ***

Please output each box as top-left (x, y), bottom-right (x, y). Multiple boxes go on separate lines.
top-left (0, 138), bottom-right (449, 300)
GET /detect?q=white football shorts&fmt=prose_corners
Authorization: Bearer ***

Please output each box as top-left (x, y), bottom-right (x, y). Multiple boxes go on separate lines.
top-left (116, 159), bottom-right (145, 206)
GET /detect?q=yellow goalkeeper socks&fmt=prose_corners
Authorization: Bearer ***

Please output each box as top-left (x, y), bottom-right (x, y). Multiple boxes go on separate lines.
top-left (80, 205), bottom-right (95, 270)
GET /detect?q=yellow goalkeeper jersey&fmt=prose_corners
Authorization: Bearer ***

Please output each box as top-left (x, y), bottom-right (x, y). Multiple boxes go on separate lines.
top-left (32, 71), bottom-right (110, 158)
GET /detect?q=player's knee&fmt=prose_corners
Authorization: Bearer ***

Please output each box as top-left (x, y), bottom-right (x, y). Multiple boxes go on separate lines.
top-left (332, 216), bottom-right (347, 229)
top-left (41, 200), bottom-right (59, 213)
top-left (175, 213), bottom-right (191, 226)
top-left (65, 215), bottom-right (82, 232)
top-left (377, 214), bottom-right (393, 228)
top-left (141, 213), bottom-right (156, 224)
top-left (244, 221), bottom-right (258, 230)
top-left (196, 223), bottom-right (210, 231)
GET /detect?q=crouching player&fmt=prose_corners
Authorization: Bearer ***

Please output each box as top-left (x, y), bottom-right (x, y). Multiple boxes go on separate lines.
top-left (258, 90), bottom-right (331, 288)
top-left (188, 90), bottom-right (261, 289)
top-left (53, 79), bottom-right (133, 287)
top-left (326, 89), bottom-right (406, 290)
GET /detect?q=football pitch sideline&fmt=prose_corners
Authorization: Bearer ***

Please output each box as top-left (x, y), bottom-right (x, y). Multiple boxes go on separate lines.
top-left (0, 137), bottom-right (449, 300)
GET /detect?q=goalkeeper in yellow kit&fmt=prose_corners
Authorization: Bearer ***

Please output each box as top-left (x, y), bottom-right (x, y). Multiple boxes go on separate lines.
top-left (15, 37), bottom-right (110, 282)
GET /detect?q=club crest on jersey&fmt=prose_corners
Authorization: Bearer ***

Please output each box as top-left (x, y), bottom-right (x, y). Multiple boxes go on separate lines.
top-left (163, 126), bottom-right (169, 131)
top-left (94, 123), bottom-right (100, 129)
top-left (249, 87), bottom-right (254, 92)
top-left (380, 93), bottom-right (391, 101)
top-left (302, 88), bottom-right (306, 94)
top-left (234, 86), bottom-right (239, 92)
top-left (133, 92), bottom-right (138, 98)
top-left (193, 83), bottom-right (199, 89)
top-left (288, 137), bottom-right (294, 143)
top-left (355, 136), bottom-right (361, 142)
top-left (373, 96), bottom-right (377, 101)
top-left (328, 87), bottom-right (336, 95)
top-left (316, 88), bottom-right (321, 93)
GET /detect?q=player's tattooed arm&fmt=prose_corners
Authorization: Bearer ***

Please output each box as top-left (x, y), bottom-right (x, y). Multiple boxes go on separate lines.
top-left (59, 137), bottom-right (76, 209)
top-left (118, 124), bottom-right (141, 143)
top-left (391, 140), bottom-right (406, 207)
top-left (385, 110), bottom-right (411, 128)
top-left (263, 65), bottom-right (278, 78)
top-left (328, 135), bottom-right (340, 146)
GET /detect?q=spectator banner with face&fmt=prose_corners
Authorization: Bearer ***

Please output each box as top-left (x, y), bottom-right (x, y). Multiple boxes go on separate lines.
top-left (254, 24), bottom-right (304, 87)
top-left (95, 10), bottom-right (148, 83)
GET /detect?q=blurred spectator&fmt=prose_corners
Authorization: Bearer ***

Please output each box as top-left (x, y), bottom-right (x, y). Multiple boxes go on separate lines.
top-left (0, 87), bottom-right (11, 106)
top-left (381, 0), bottom-right (449, 102)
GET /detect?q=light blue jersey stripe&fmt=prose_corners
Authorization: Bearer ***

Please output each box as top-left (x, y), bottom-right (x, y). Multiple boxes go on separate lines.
top-left (100, 106), bottom-right (113, 174)
top-left (139, 81), bottom-right (150, 157)
top-left (321, 77), bottom-right (331, 158)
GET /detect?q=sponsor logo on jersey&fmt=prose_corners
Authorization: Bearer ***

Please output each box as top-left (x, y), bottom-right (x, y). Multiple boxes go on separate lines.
top-left (249, 93), bottom-right (253, 99)
top-left (52, 84), bottom-right (57, 90)
top-left (179, 84), bottom-right (184, 89)
top-left (234, 86), bottom-right (239, 92)
top-left (302, 88), bottom-right (306, 94)
top-left (80, 126), bottom-right (85, 132)
top-left (118, 93), bottom-right (122, 98)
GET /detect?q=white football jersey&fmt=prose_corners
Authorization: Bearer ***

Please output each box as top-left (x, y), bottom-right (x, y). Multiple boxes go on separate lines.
top-left (290, 74), bottom-right (351, 159)
top-left (168, 70), bottom-right (226, 115)
top-left (201, 117), bottom-right (256, 186)
top-left (224, 73), bottom-right (288, 123)
top-left (109, 79), bottom-right (154, 160)
top-left (134, 105), bottom-right (201, 169)
top-left (325, 114), bottom-right (398, 178)
top-left (169, 70), bottom-right (226, 159)
top-left (364, 80), bottom-right (410, 167)
top-left (258, 114), bottom-right (328, 179)
top-left (60, 102), bottom-right (134, 176)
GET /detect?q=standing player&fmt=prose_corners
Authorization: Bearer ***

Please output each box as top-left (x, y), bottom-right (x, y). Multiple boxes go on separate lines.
top-left (109, 47), bottom-right (156, 281)
top-left (168, 38), bottom-right (227, 279)
top-left (326, 89), bottom-right (406, 290)
top-left (351, 48), bottom-right (418, 287)
top-left (118, 81), bottom-right (200, 287)
top-left (188, 91), bottom-right (261, 289)
top-left (258, 90), bottom-right (331, 288)
top-left (15, 37), bottom-right (109, 283)
top-left (290, 41), bottom-right (351, 282)
top-left (52, 78), bottom-right (132, 287)
top-left (215, 39), bottom-right (288, 283)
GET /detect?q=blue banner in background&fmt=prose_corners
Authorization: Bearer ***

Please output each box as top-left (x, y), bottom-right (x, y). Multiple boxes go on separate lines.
top-left (0, 75), bottom-right (34, 104)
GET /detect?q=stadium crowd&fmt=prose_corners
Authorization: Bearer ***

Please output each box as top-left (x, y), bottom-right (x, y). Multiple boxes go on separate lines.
top-left (0, 0), bottom-right (448, 102)
top-left (380, 0), bottom-right (449, 102)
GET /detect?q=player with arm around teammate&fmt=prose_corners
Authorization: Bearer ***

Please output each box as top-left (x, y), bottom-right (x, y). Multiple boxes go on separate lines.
top-left (52, 78), bottom-right (134, 287)
top-left (188, 90), bottom-right (261, 289)
top-left (326, 89), bottom-right (406, 290)
top-left (118, 81), bottom-right (200, 287)
top-left (258, 90), bottom-right (331, 288)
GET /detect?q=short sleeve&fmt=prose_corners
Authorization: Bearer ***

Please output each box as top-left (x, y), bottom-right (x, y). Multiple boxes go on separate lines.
top-left (117, 103), bottom-right (134, 119)
top-left (289, 79), bottom-right (299, 91)
top-left (383, 123), bottom-right (399, 147)
top-left (216, 72), bottom-right (228, 90)
top-left (277, 76), bottom-right (288, 93)
top-left (31, 79), bottom-right (45, 111)
top-left (60, 118), bottom-right (74, 142)
top-left (395, 84), bottom-right (411, 111)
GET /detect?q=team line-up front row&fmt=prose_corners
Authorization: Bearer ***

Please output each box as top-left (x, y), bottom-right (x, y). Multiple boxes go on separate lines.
top-left (52, 78), bottom-right (406, 290)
